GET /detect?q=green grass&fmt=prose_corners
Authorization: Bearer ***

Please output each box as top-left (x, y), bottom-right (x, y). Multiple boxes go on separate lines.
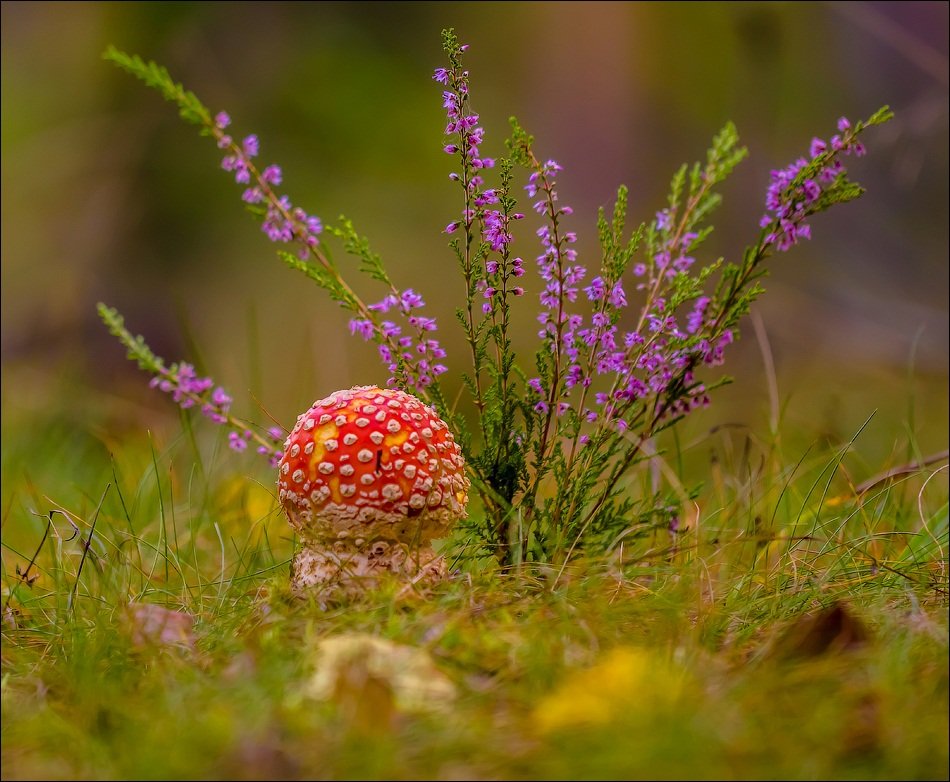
top-left (2, 379), bottom-right (947, 780)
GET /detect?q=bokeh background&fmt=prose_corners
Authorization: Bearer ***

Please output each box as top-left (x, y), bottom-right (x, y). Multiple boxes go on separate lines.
top-left (2, 1), bottom-right (948, 508)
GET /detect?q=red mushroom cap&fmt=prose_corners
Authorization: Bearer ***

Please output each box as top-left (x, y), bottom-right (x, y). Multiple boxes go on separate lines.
top-left (277, 386), bottom-right (469, 544)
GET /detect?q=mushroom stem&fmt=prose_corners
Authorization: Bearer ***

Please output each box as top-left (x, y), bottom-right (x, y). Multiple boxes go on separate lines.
top-left (290, 538), bottom-right (446, 595)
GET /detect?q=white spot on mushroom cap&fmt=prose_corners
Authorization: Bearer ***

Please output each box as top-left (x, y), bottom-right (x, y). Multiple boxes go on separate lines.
top-left (289, 443), bottom-right (301, 458)
top-left (386, 419), bottom-right (401, 434)
top-left (357, 449), bottom-right (374, 463)
top-left (403, 464), bottom-right (417, 479)
top-left (381, 484), bottom-right (402, 501)
top-left (340, 484), bottom-right (356, 497)
top-left (342, 433), bottom-right (358, 446)
top-left (325, 439), bottom-right (339, 452)
top-left (355, 417), bottom-right (370, 428)
top-left (421, 427), bottom-right (433, 439)
top-left (292, 469), bottom-right (305, 483)
top-left (360, 474), bottom-right (376, 485)
top-left (362, 404), bottom-right (377, 413)
top-left (318, 414), bottom-right (332, 425)
top-left (335, 415), bottom-right (347, 426)
top-left (281, 462), bottom-right (290, 475)
top-left (387, 400), bottom-right (401, 409)
top-left (304, 442), bottom-right (315, 455)
top-left (409, 494), bottom-right (426, 509)
top-left (375, 410), bottom-right (387, 422)
top-left (370, 431), bottom-right (384, 445)
top-left (339, 464), bottom-right (355, 477)
top-left (318, 462), bottom-right (334, 475)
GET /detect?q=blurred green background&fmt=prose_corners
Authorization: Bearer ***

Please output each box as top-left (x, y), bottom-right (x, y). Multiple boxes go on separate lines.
top-left (2, 1), bottom-right (947, 499)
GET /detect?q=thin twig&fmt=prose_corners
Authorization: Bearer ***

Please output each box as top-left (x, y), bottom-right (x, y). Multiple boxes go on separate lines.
top-left (855, 449), bottom-right (950, 495)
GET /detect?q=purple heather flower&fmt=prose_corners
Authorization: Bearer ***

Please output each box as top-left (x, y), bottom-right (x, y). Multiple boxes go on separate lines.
top-left (608, 282), bottom-right (627, 308)
top-left (228, 431), bottom-right (248, 453)
top-left (242, 135), bottom-right (259, 157)
top-left (585, 276), bottom-right (606, 301)
top-left (686, 296), bottom-right (710, 334)
top-left (408, 315), bottom-right (437, 332)
top-left (214, 112), bottom-right (231, 129)
top-left (211, 387), bottom-right (232, 408)
top-left (348, 318), bottom-right (375, 340)
top-left (260, 165), bottom-right (282, 186)
top-left (369, 295), bottom-right (398, 313)
top-left (380, 321), bottom-right (401, 338)
top-left (400, 289), bottom-right (425, 311)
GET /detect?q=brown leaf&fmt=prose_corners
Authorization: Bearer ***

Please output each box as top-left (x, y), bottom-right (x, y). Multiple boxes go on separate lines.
top-left (772, 601), bottom-right (869, 660)
top-left (125, 602), bottom-right (196, 650)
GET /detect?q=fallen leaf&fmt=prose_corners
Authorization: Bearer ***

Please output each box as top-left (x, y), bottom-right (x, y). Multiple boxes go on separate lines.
top-left (125, 602), bottom-right (196, 650)
top-left (306, 633), bottom-right (455, 731)
top-left (534, 646), bottom-right (686, 734)
top-left (770, 601), bottom-right (869, 660)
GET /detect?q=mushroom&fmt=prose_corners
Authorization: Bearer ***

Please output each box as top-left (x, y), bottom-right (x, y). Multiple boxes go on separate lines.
top-left (277, 385), bottom-right (469, 595)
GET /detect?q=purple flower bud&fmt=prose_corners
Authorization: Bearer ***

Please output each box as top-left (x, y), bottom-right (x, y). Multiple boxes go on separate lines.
top-left (242, 135), bottom-right (259, 157)
top-left (228, 431), bottom-right (247, 452)
top-left (261, 165), bottom-right (283, 186)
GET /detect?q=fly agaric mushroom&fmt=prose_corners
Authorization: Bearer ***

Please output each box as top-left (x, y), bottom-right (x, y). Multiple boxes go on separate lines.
top-left (277, 385), bottom-right (469, 595)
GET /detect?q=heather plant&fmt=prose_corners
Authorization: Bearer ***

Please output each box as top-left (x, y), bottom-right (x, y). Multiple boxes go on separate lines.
top-left (99, 30), bottom-right (892, 569)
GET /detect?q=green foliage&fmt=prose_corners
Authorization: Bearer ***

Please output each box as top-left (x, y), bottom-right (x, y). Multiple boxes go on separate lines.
top-left (103, 46), bottom-right (210, 128)
top-left (277, 250), bottom-right (358, 310)
top-left (329, 217), bottom-right (393, 288)
top-left (97, 302), bottom-right (167, 374)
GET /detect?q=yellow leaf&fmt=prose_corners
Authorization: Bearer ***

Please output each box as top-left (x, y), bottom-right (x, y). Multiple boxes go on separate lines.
top-left (534, 647), bottom-right (686, 734)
